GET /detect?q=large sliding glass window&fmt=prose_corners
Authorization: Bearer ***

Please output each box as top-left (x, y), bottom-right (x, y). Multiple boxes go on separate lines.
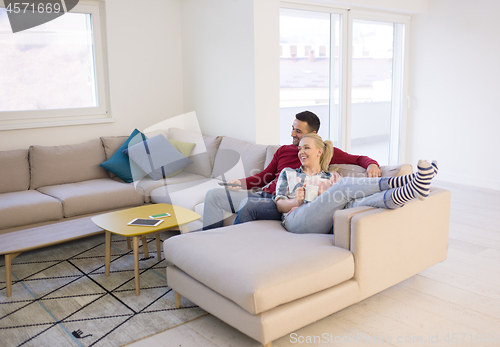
top-left (350, 18), bottom-right (406, 165)
top-left (280, 5), bottom-right (409, 165)
top-left (280, 8), bottom-right (342, 147)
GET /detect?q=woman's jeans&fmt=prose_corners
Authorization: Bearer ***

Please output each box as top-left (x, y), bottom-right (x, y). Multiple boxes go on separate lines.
top-left (283, 177), bottom-right (399, 234)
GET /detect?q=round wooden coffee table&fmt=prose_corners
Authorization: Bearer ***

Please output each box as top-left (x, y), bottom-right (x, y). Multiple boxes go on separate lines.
top-left (91, 203), bottom-right (200, 295)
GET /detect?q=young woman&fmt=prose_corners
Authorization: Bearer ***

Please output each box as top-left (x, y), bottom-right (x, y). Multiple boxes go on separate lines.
top-left (274, 133), bottom-right (438, 234)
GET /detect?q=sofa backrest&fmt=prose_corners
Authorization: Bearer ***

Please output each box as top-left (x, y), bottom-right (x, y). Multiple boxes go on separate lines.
top-left (29, 139), bottom-right (109, 189)
top-left (100, 136), bottom-right (128, 160)
top-left (264, 145), bottom-right (280, 168)
top-left (99, 136), bottom-right (128, 179)
top-left (0, 149), bottom-right (30, 194)
top-left (167, 128), bottom-right (222, 178)
top-left (329, 163), bottom-right (413, 178)
top-left (211, 136), bottom-right (269, 181)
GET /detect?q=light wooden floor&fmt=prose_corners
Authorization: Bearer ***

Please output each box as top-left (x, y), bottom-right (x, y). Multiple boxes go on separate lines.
top-left (126, 181), bottom-right (500, 347)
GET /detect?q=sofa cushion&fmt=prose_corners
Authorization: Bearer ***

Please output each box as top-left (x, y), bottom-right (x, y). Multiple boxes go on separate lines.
top-left (330, 164), bottom-right (413, 178)
top-left (381, 164), bottom-right (413, 177)
top-left (29, 139), bottom-right (109, 190)
top-left (136, 132), bottom-right (196, 178)
top-left (100, 136), bottom-right (128, 160)
top-left (125, 135), bottom-right (193, 180)
top-left (168, 139), bottom-right (196, 177)
top-left (135, 171), bottom-right (207, 203)
top-left (167, 128), bottom-right (222, 178)
top-left (100, 129), bottom-right (147, 183)
top-left (100, 136), bottom-right (129, 179)
top-left (151, 178), bottom-right (221, 211)
top-left (0, 149), bottom-right (30, 194)
top-left (37, 178), bottom-right (144, 218)
top-left (329, 164), bottom-right (366, 177)
top-left (211, 137), bottom-right (268, 181)
top-left (164, 220), bottom-right (354, 315)
top-left (265, 145), bottom-right (280, 168)
top-left (0, 190), bottom-right (63, 230)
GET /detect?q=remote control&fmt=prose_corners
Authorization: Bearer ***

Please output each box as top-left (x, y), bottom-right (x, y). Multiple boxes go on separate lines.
top-left (218, 182), bottom-right (241, 187)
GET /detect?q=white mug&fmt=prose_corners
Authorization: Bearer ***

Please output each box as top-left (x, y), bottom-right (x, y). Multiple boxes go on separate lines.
top-left (305, 185), bottom-right (319, 202)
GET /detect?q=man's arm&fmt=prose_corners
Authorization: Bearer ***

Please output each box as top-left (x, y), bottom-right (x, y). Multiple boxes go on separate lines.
top-left (331, 147), bottom-right (381, 177)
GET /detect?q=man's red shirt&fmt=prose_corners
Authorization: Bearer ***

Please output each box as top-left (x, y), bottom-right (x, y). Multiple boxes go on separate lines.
top-left (241, 144), bottom-right (379, 195)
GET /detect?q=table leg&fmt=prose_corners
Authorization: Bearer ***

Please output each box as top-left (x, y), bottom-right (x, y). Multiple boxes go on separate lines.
top-left (175, 292), bottom-right (182, 308)
top-left (5, 252), bottom-right (21, 298)
top-left (142, 235), bottom-right (149, 259)
top-left (105, 231), bottom-right (112, 276)
top-left (127, 237), bottom-right (131, 249)
top-left (133, 236), bottom-right (140, 295)
top-left (179, 224), bottom-right (189, 234)
top-left (156, 232), bottom-right (162, 261)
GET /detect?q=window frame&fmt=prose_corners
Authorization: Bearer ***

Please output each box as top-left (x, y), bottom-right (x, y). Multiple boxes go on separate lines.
top-left (279, 1), bottom-right (411, 164)
top-left (0, 0), bottom-right (112, 131)
top-left (348, 9), bottom-right (411, 165)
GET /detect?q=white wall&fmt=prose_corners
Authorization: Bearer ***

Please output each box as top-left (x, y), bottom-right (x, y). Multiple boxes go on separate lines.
top-left (180, 0), bottom-right (280, 145)
top-left (180, 0), bottom-right (256, 142)
top-left (254, 0), bottom-right (280, 145)
top-left (0, 0), bottom-right (184, 150)
top-left (408, 0), bottom-right (500, 190)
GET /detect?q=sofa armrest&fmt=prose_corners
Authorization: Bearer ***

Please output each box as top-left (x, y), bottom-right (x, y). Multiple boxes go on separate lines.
top-left (347, 187), bottom-right (451, 300)
top-left (333, 206), bottom-right (375, 250)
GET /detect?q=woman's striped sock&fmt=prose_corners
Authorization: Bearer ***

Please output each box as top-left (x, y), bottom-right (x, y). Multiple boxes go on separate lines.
top-left (391, 160), bottom-right (437, 206)
top-left (388, 160), bottom-right (438, 188)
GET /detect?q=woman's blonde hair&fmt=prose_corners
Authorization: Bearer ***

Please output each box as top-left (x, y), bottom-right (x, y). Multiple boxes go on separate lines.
top-left (300, 133), bottom-right (334, 172)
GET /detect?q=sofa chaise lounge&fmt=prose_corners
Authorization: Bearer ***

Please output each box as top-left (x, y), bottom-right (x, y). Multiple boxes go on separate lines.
top-left (162, 152), bottom-right (451, 346)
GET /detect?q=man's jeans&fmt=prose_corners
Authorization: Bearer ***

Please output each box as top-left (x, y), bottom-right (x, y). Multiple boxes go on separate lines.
top-left (284, 177), bottom-right (398, 234)
top-left (233, 192), bottom-right (282, 225)
top-left (202, 188), bottom-right (273, 230)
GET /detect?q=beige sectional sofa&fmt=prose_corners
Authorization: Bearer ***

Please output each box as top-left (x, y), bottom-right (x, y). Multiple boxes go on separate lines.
top-left (1, 126), bottom-right (451, 347)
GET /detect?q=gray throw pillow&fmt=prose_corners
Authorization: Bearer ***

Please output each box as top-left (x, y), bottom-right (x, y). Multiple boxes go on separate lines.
top-left (126, 135), bottom-right (193, 180)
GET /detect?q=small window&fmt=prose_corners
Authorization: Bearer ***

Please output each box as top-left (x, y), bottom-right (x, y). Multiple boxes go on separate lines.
top-left (0, 2), bottom-right (111, 130)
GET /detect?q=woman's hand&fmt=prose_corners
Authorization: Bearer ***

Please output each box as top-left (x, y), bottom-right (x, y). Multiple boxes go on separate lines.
top-left (295, 186), bottom-right (305, 205)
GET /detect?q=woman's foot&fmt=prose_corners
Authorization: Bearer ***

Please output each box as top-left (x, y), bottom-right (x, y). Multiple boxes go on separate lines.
top-left (388, 160), bottom-right (438, 188)
top-left (391, 160), bottom-right (437, 206)
top-left (414, 160), bottom-right (437, 200)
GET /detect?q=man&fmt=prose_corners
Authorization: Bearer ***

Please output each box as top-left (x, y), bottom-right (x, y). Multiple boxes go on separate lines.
top-left (202, 111), bottom-right (380, 230)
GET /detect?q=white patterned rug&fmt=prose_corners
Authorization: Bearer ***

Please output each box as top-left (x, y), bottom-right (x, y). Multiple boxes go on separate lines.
top-left (0, 233), bottom-right (206, 347)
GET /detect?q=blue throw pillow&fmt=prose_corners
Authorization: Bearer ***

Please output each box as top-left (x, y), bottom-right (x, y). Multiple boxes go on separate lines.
top-left (126, 135), bottom-right (194, 180)
top-left (100, 129), bottom-right (147, 183)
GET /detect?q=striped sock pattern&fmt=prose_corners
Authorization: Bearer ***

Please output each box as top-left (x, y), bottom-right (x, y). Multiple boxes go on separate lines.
top-left (391, 160), bottom-right (437, 206)
top-left (388, 161), bottom-right (439, 188)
